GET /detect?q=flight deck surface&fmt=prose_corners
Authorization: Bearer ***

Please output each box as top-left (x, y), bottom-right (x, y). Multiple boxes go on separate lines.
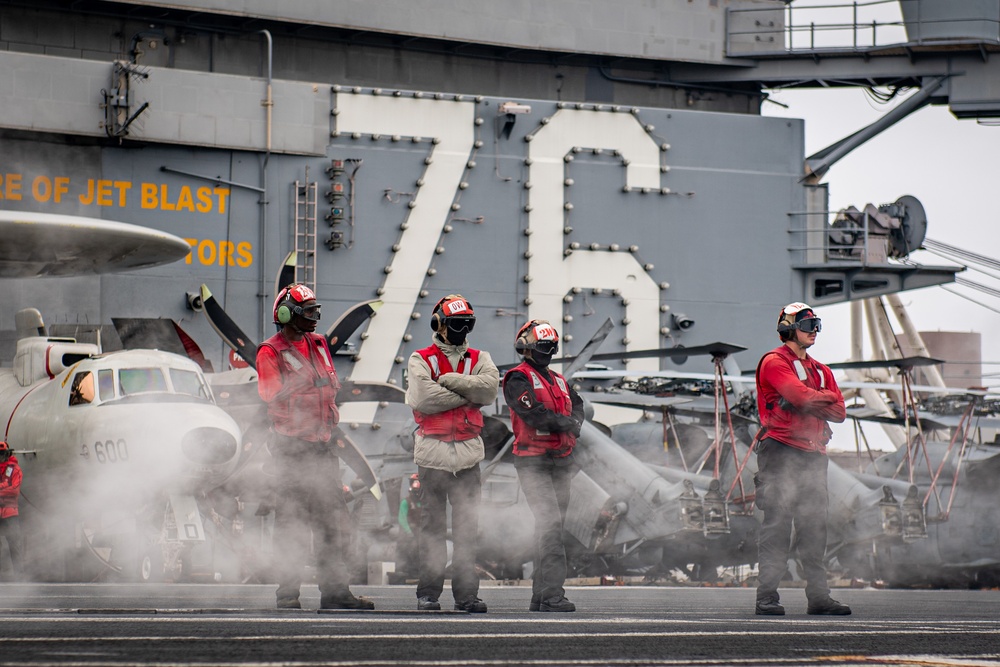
top-left (0, 583), bottom-right (997, 667)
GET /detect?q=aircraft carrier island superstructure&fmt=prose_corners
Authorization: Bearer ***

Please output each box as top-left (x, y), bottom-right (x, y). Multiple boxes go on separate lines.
top-left (4, 0), bottom-right (998, 376)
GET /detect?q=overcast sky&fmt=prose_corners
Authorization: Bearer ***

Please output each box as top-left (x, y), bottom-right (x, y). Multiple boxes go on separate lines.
top-left (754, 1), bottom-right (1000, 450)
top-left (761, 85), bottom-right (1000, 449)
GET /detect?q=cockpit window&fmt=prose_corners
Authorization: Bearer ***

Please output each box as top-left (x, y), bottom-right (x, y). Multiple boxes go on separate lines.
top-left (170, 368), bottom-right (210, 400)
top-left (98, 369), bottom-right (114, 401)
top-left (119, 368), bottom-right (167, 395)
top-left (69, 371), bottom-right (96, 406)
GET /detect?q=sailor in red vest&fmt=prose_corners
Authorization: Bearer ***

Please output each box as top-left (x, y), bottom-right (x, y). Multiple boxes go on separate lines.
top-left (405, 294), bottom-right (499, 613)
top-left (502, 320), bottom-right (584, 612)
top-left (257, 283), bottom-right (374, 611)
top-left (0, 441), bottom-right (23, 579)
top-left (753, 302), bottom-right (850, 617)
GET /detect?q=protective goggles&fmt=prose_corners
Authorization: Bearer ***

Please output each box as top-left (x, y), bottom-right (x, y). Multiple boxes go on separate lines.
top-left (445, 316), bottom-right (476, 334)
top-left (793, 317), bottom-right (822, 333)
top-left (296, 304), bottom-right (321, 322)
top-left (532, 340), bottom-right (559, 355)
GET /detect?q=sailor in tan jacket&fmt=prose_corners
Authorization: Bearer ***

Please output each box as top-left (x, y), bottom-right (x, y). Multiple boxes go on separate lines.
top-left (405, 294), bottom-right (499, 612)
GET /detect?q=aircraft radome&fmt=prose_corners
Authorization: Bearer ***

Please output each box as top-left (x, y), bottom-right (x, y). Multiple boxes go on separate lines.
top-left (0, 210), bottom-right (193, 278)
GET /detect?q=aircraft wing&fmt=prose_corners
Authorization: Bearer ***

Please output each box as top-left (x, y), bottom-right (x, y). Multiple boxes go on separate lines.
top-left (0, 210), bottom-right (191, 277)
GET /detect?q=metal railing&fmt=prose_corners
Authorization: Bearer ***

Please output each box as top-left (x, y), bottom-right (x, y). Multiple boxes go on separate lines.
top-left (727, 0), bottom-right (1000, 58)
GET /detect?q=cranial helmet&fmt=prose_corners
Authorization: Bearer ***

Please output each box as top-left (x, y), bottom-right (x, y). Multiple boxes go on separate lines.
top-left (429, 294), bottom-right (476, 333)
top-left (0, 441), bottom-right (8, 452)
top-left (514, 320), bottom-right (560, 356)
top-left (776, 302), bottom-right (822, 340)
top-left (273, 283), bottom-right (320, 324)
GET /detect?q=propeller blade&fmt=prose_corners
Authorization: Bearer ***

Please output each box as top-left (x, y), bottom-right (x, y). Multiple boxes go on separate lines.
top-left (829, 356), bottom-right (944, 371)
top-left (274, 250), bottom-right (297, 297)
top-left (338, 380), bottom-right (406, 403)
top-left (325, 299), bottom-right (382, 355)
top-left (331, 426), bottom-right (382, 500)
top-left (199, 285), bottom-right (260, 370)
top-left (586, 341), bottom-right (747, 364)
top-left (561, 318), bottom-right (615, 377)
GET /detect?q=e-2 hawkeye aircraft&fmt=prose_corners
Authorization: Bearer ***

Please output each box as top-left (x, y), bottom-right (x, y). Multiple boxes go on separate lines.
top-left (0, 211), bottom-right (247, 582)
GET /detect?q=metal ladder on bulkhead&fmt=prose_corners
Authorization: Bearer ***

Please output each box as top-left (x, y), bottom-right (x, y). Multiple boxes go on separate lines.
top-left (292, 178), bottom-right (318, 292)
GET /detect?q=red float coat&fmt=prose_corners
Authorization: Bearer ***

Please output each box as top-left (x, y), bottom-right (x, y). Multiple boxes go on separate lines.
top-left (755, 344), bottom-right (846, 454)
top-left (505, 362), bottom-right (576, 457)
top-left (412, 345), bottom-right (484, 442)
top-left (257, 331), bottom-right (340, 443)
top-left (0, 455), bottom-right (22, 518)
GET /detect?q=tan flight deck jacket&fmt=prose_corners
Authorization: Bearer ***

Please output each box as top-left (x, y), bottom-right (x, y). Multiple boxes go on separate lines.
top-left (405, 334), bottom-right (500, 474)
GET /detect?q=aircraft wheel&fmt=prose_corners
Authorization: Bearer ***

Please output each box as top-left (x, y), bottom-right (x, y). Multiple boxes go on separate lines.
top-left (136, 546), bottom-right (164, 584)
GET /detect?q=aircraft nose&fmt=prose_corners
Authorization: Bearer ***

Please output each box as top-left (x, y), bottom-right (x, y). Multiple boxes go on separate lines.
top-left (181, 426), bottom-right (239, 465)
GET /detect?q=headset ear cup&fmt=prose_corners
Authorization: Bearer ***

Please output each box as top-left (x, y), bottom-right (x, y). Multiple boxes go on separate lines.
top-left (277, 304), bottom-right (291, 324)
top-left (429, 313), bottom-right (440, 331)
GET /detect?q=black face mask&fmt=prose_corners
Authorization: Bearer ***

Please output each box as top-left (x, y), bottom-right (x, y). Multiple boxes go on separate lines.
top-left (444, 329), bottom-right (468, 346)
top-left (531, 351), bottom-right (554, 367)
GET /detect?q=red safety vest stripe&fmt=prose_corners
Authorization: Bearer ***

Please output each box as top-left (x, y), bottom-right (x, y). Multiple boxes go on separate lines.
top-left (412, 345), bottom-right (485, 442)
top-left (505, 362), bottom-right (575, 456)
top-left (258, 332), bottom-right (340, 442)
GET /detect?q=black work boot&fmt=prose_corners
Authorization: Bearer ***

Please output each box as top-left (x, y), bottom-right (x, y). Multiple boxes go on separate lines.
top-left (755, 596), bottom-right (785, 616)
top-left (539, 596), bottom-right (576, 612)
top-left (529, 594), bottom-right (541, 612)
top-left (807, 597), bottom-right (851, 616)
top-left (417, 596), bottom-right (441, 611)
top-left (454, 596), bottom-right (487, 613)
top-left (320, 592), bottom-right (375, 610)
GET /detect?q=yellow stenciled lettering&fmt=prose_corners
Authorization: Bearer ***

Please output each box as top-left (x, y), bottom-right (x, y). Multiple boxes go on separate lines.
top-left (113, 181), bottom-right (131, 207)
top-left (79, 178), bottom-right (95, 205)
top-left (3, 173), bottom-right (22, 201)
top-left (141, 183), bottom-right (158, 209)
top-left (32, 175), bottom-right (52, 202)
top-left (218, 241), bottom-right (235, 266)
top-left (183, 238), bottom-right (197, 264)
top-left (95, 180), bottom-right (113, 206)
top-left (160, 184), bottom-right (176, 211)
top-left (197, 239), bottom-right (216, 265)
top-left (214, 187), bottom-right (230, 215)
top-left (196, 187), bottom-right (213, 213)
top-left (176, 185), bottom-right (195, 212)
top-left (54, 177), bottom-right (70, 203)
top-left (236, 241), bottom-right (253, 267)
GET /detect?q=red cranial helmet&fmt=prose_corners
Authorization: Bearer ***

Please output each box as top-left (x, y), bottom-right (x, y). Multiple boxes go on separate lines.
top-left (273, 283), bottom-right (320, 324)
top-left (514, 319), bottom-right (560, 356)
top-left (776, 302), bottom-right (821, 340)
top-left (430, 294), bottom-right (475, 333)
